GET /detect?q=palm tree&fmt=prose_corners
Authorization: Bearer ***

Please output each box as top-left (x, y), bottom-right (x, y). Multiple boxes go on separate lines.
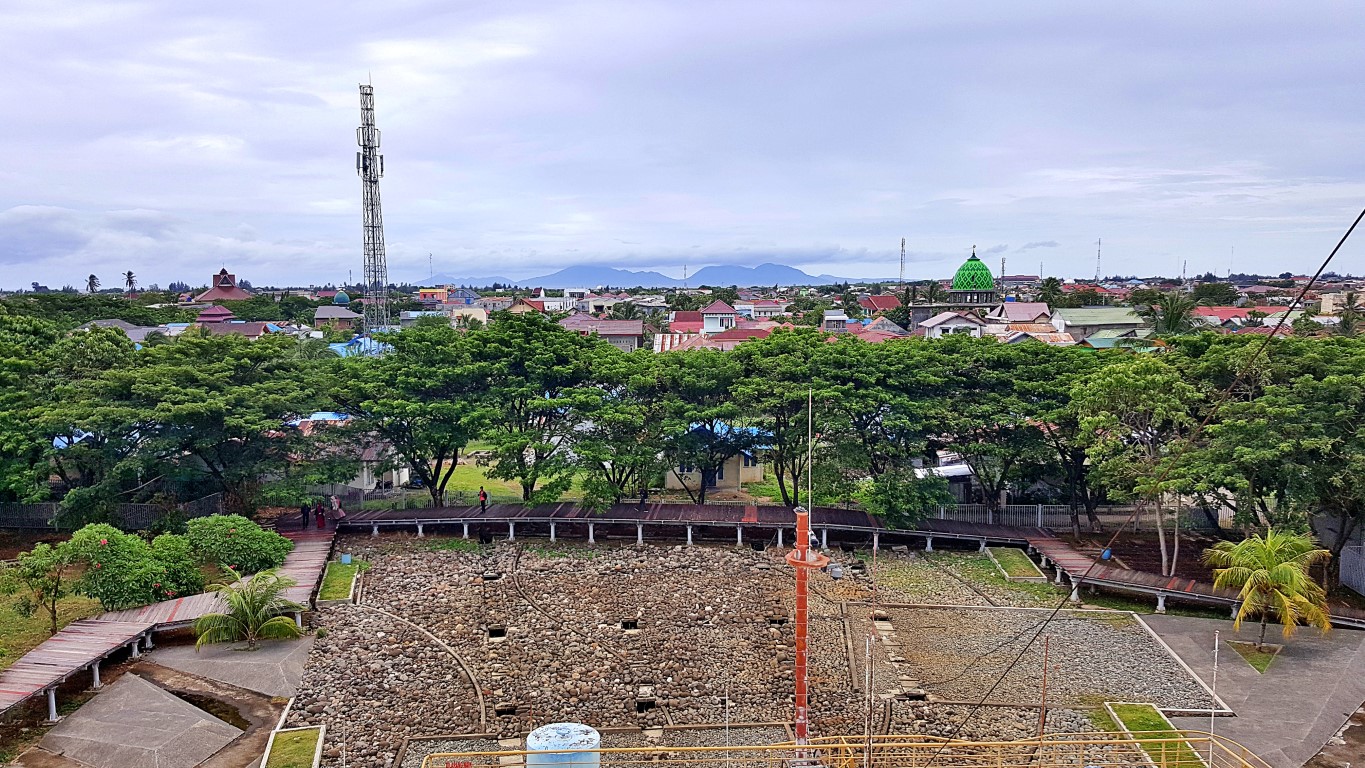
top-left (1137, 291), bottom-right (1199, 334)
top-left (1037, 276), bottom-right (1063, 307)
top-left (194, 569), bottom-right (305, 651)
top-left (609, 302), bottom-right (642, 320)
top-left (123, 270), bottom-right (137, 300)
top-left (1203, 529), bottom-right (1332, 650)
top-left (142, 330), bottom-right (169, 347)
top-left (86, 274), bottom-right (100, 294)
top-left (292, 338), bottom-right (337, 360)
top-left (923, 281), bottom-right (946, 304)
top-left (1338, 292), bottom-right (1361, 337)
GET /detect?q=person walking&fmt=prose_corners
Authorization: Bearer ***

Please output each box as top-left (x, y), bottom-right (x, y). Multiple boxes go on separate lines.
top-left (299, 502), bottom-right (311, 530)
top-left (314, 500), bottom-right (326, 530)
top-left (478, 486), bottom-right (488, 512)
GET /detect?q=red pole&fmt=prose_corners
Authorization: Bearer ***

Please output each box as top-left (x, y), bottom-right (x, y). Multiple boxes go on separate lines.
top-left (786, 507), bottom-right (829, 750)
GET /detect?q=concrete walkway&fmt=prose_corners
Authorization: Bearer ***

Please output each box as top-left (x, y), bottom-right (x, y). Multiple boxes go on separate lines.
top-left (1145, 615), bottom-right (1365, 768)
top-left (149, 636), bottom-right (314, 698)
top-left (37, 673), bottom-right (241, 768)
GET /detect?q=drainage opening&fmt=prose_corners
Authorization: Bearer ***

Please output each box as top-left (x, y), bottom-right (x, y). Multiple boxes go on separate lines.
top-left (621, 619), bottom-right (639, 631)
top-left (635, 698), bottom-right (657, 713)
top-left (494, 703), bottom-right (518, 717)
top-left (482, 571), bottom-right (503, 582)
top-left (767, 617), bottom-right (788, 627)
top-left (170, 691), bottom-right (251, 731)
top-left (487, 625), bottom-right (507, 640)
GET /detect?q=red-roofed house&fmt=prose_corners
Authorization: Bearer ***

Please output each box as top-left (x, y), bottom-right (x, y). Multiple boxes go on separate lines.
top-left (858, 295), bottom-right (902, 314)
top-left (985, 302), bottom-right (1051, 324)
top-left (701, 301), bottom-right (737, 334)
top-left (507, 297), bottom-right (547, 314)
top-left (1193, 306), bottom-right (1253, 328)
top-left (668, 310), bottom-right (704, 334)
top-left (194, 269), bottom-right (253, 303)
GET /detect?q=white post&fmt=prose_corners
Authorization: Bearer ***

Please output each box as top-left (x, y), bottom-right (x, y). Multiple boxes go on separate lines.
top-left (1156, 594), bottom-right (1167, 614)
top-left (588, 522), bottom-right (595, 544)
top-left (1054, 567), bottom-right (1065, 586)
top-left (872, 532), bottom-right (880, 553)
top-left (371, 524), bottom-right (379, 537)
top-left (46, 688), bottom-right (57, 723)
top-left (508, 521), bottom-right (515, 541)
top-left (1209, 630), bottom-right (1220, 767)
top-left (142, 632), bottom-right (154, 650)
top-left (1069, 582), bottom-right (1080, 603)
top-left (416, 522), bottom-right (424, 538)
top-left (978, 539), bottom-right (987, 553)
top-left (925, 537), bottom-right (933, 552)
top-left (737, 526), bottom-right (743, 545)
top-left (938, 505), bottom-right (946, 520)
top-left (91, 661), bottom-right (102, 691)
top-left (636, 522), bottom-right (643, 545)
top-left (462, 522), bottom-right (469, 539)
top-left (820, 528), bottom-right (828, 549)
top-left (686, 525), bottom-right (693, 546)
top-left (1037, 505), bottom-right (1044, 527)
top-left (777, 529), bottom-right (784, 548)
top-left (129, 639), bottom-right (141, 658)
top-left (294, 611), bottom-right (303, 628)
top-left (549, 522), bottom-right (557, 542)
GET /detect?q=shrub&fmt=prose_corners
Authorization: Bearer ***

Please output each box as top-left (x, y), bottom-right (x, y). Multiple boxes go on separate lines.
top-left (66, 524), bottom-right (202, 610)
top-left (186, 515), bottom-right (293, 574)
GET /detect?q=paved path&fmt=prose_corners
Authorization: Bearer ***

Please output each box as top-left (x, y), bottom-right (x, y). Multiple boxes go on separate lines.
top-left (149, 636), bottom-right (313, 697)
top-left (1146, 614), bottom-right (1365, 768)
top-left (37, 673), bottom-right (241, 768)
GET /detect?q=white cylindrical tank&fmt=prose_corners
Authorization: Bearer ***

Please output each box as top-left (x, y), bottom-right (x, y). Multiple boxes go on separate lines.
top-left (526, 723), bottom-right (601, 768)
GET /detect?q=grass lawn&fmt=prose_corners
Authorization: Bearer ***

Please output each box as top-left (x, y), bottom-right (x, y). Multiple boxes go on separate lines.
top-left (0, 593), bottom-right (103, 671)
top-left (941, 552), bottom-right (1064, 604)
top-left (988, 547), bottom-right (1044, 578)
top-left (1227, 640), bottom-right (1279, 673)
top-left (1082, 592), bottom-right (1229, 620)
top-left (1109, 703), bottom-right (1205, 768)
top-left (265, 727), bottom-right (322, 768)
top-left (432, 461), bottom-right (587, 504)
top-left (318, 561), bottom-right (367, 601)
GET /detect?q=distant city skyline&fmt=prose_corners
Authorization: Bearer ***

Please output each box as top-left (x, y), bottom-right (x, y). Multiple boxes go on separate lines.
top-left (3, 1), bottom-right (1365, 287)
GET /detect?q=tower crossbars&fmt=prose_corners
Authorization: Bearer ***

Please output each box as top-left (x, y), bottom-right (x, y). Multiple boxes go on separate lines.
top-left (357, 84), bottom-right (391, 333)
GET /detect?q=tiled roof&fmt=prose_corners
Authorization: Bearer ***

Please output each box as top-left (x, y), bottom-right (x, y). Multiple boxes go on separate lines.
top-left (701, 300), bottom-right (736, 314)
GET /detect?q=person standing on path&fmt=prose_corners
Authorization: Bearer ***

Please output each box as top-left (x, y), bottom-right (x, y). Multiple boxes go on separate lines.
top-left (299, 502), bottom-right (311, 530)
top-left (315, 500), bottom-right (326, 530)
top-left (478, 486), bottom-right (488, 512)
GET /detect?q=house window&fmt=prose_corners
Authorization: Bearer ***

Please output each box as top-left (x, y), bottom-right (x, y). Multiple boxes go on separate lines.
top-left (715, 464), bottom-right (724, 481)
top-left (742, 454), bottom-right (756, 468)
top-left (679, 464), bottom-right (694, 474)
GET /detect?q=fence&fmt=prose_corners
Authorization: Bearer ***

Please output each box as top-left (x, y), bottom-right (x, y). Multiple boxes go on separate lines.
top-left (1342, 544), bottom-right (1365, 597)
top-left (931, 503), bottom-right (1219, 532)
top-left (0, 493), bottom-right (225, 531)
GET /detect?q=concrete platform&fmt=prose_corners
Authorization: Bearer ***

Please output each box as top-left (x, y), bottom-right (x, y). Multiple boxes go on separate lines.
top-left (149, 636), bottom-right (313, 697)
top-left (1147, 614), bottom-right (1365, 768)
top-left (38, 673), bottom-right (241, 768)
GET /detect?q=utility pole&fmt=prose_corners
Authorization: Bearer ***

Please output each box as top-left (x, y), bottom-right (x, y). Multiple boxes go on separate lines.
top-left (357, 84), bottom-right (391, 333)
top-left (1095, 238), bottom-right (1102, 283)
top-left (899, 238), bottom-right (906, 285)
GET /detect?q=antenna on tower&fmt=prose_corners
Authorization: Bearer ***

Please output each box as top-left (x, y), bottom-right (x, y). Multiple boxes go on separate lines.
top-left (682, 263), bottom-right (688, 290)
top-left (1095, 238), bottom-right (1102, 282)
top-left (1182, 259), bottom-right (1187, 287)
top-left (899, 238), bottom-right (906, 285)
top-left (429, 253), bottom-right (433, 282)
top-left (1000, 255), bottom-right (1006, 296)
top-left (357, 83), bottom-right (391, 333)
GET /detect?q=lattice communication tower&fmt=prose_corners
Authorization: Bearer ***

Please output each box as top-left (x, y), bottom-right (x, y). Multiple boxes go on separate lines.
top-left (357, 84), bottom-right (391, 332)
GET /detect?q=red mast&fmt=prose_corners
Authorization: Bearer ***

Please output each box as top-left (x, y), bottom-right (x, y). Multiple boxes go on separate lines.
top-left (786, 506), bottom-right (829, 749)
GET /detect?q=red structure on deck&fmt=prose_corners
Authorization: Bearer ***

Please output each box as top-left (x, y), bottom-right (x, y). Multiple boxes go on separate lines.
top-left (785, 506), bottom-right (829, 748)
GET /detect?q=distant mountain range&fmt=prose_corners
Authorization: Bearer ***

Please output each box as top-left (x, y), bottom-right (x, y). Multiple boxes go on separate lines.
top-left (415, 262), bottom-right (889, 289)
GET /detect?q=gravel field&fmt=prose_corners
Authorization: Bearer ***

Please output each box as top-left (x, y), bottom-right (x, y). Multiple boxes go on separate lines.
top-left (287, 535), bottom-right (1187, 768)
top-left (886, 607), bottom-right (1215, 709)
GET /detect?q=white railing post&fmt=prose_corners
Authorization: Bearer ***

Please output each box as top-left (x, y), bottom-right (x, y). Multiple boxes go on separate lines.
top-left (636, 522), bottom-right (643, 545)
top-left (549, 521), bottom-right (556, 542)
top-left (508, 521), bottom-right (515, 541)
top-left (1037, 505), bottom-right (1044, 527)
top-left (588, 522), bottom-right (595, 544)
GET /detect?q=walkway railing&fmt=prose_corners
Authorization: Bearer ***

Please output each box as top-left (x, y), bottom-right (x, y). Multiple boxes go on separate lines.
top-left (419, 731), bottom-right (1270, 768)
top-left (0, 493), bottom-right (225, 531)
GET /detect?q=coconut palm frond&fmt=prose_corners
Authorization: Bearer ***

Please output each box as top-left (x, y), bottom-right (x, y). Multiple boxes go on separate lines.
top-left (1204, 528), bottom-right (1331, 647)
top-left (193, 568), bottom-right (304, 651)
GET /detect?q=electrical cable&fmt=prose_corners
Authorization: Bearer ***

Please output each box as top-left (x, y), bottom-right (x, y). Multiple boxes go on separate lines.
top-left (918, 207), bottom-right (1365, 766)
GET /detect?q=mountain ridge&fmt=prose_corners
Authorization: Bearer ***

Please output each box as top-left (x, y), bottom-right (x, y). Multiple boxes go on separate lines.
top-left (411, 262), bottom-right (892, 288)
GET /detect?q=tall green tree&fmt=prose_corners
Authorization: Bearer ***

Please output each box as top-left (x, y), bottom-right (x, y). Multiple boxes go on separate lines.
top-left (0, 541), bottom-right (77, 635)
top-left (1037, 277), bottom-right (1064, 307)
top-left (332, 323), bottom-right (484, 507)
top-left (657, 349), bottom-right (751, 505)
top-left (1204, 529), bottom-right (1331, 649)
top-left (571, 353), bottom-right (669, 509)
top-left (470, 313), bottom-right (602, 503)
top-left (732, 329), bottom-right (831, 506)
top-left (1338, 292), bottom-right (1362, 337)
top-left (1075, 357), bottom-right (1199, 575)
top-left (1137, 292), bottom-right (1200, 334)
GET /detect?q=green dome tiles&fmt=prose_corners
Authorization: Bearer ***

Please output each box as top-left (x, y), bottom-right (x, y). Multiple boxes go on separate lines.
top-left (952, 254), bottom-right (995, 291)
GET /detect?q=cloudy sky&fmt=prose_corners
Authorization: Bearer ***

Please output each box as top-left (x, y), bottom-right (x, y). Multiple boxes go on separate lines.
top-left (4, 0), bottom-right (1365, 288)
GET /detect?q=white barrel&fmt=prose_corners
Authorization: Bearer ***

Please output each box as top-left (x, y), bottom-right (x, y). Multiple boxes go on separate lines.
top-left (526, 723), bottom-right (601, 768)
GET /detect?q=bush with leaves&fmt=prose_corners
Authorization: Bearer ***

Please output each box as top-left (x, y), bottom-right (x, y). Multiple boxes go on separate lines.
top-left (858, 470), bottom-right (955, 529)
top-left (66, 523), bottom-right (203, 610)
top-left (0, 541), bottom-right (77, 634)
top-left (185, 514), bottom-right (293, 574)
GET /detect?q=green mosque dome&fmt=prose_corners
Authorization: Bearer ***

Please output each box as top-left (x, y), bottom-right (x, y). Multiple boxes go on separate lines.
top-left (951, 249), bottom-right (995, 291)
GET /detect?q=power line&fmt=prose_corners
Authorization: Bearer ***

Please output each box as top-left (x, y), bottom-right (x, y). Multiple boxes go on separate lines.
top-left (919, 206), bottom-right (1365, 764)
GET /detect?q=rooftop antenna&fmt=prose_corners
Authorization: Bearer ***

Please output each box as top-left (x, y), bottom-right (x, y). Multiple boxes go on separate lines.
top-left (899, 237), bottom-right (906, 285)
top-left (1095, 237), bottom-right (1102, 282)
top-left (1230, 245), bottom-right (1235, 279)
top-left (357, 82), bottom-right (391, 332)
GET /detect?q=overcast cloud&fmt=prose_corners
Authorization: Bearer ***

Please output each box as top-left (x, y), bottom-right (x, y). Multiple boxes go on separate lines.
top-left (3, 0), bottom-right (1365, 288)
